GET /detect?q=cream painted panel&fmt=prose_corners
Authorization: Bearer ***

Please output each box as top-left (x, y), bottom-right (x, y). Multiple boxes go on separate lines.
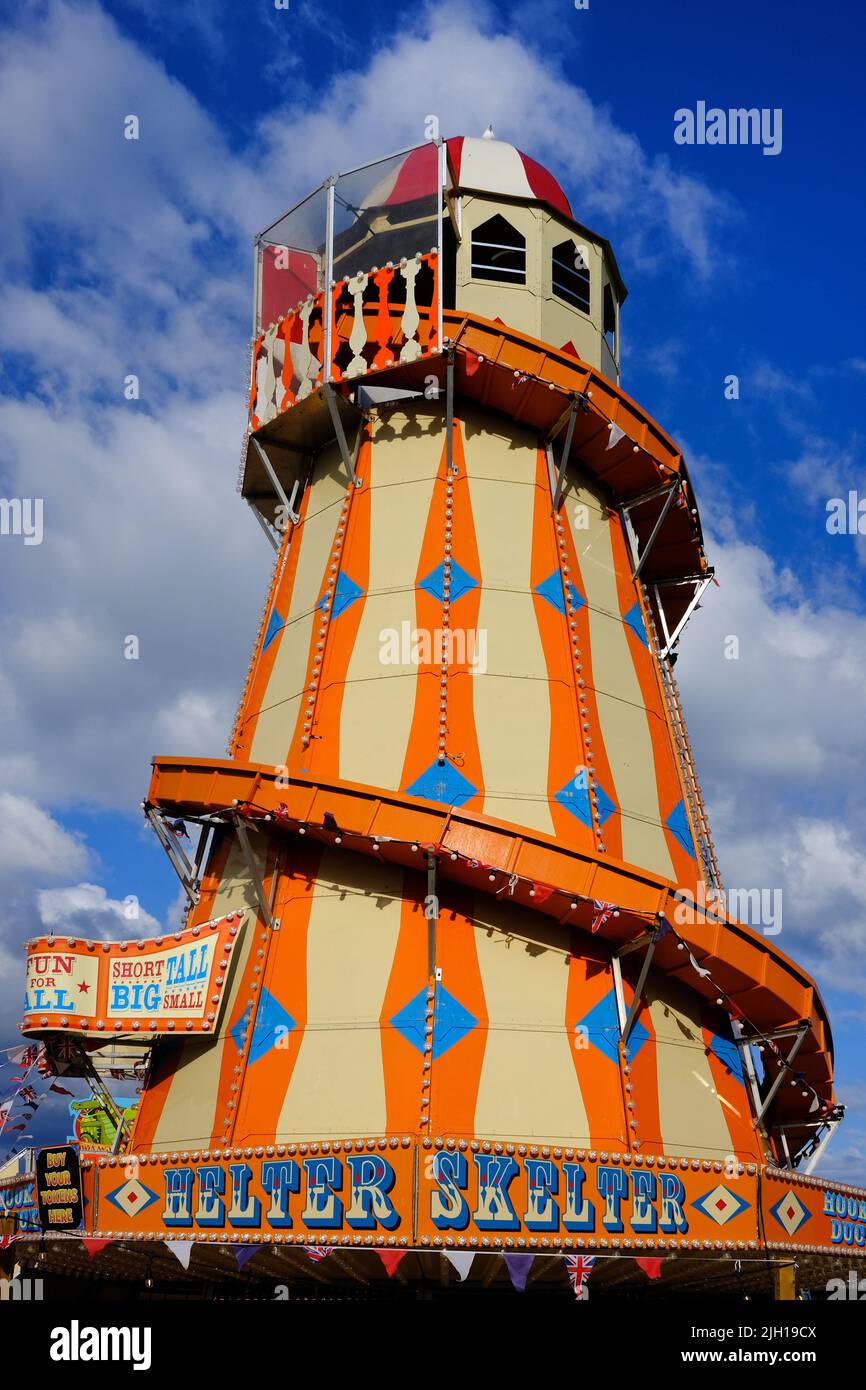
top-left (150, 837), bottom-right (263, 1149)
top-left (464, 416), bottom-right (554, 834)
top-left (277, 852), bottom-right (403, 1138)
top-left (250, 449), bottom-right (347, 764)
top-left (472, 899), bottom-right (588, 1144)
top-left (563, 476), bottom-right (674, 877)
top-left (339, 412), bottom-right (440, 791)
top-left (647, 975), bottom-right (740, 1158)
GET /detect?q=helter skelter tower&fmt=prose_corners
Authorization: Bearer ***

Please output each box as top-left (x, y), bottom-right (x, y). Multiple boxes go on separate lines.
top-left (19, 134), bottom-right (848, 1292)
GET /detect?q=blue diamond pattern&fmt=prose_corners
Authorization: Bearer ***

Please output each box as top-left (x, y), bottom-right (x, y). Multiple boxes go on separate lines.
top-left (555, 776), bottom-right (616, 827)
top-left (247, 987), bottom-right (296, 1065)
top-left (692, 1186), bottom-right (751, 1224)
top-left (623, 601), bottom-right (649, 648)
top-left (577, 989), bottom-right (649, 1064)
top-left (420, 559), bottom-right (477, 604)
top-left (106, 1179), bottom-right (159, 1217)
top-left (534, 571), bottom-right (586, 616)
top-left (709, 1033), bottom-right (747, 1089)
top-left (769, 1192), bottom-right (811, 1236)
top-left (405, 759), bottom-right (477, 807)
top-left (318, 570), bottom-right (363, 619)
top-left (262, 607), bottom-right (285, 651)
top-left (390, 984), bottom-right (477, 1060)
top-left (665, 800), bottom-right (696, 859)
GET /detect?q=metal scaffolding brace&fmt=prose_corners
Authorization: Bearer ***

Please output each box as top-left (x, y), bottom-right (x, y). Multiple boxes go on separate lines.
top-left (323, 383), bottom-right (365, 488)
top-left (143, 804), bottom-right (201, 909)
top-left (653, 574), bottom-right (714, 658)
top-left (251, 436), bottom-right (302, 525)
top-left (232, 813), bottom-right (277, 931)
top-left (630, 478), bottom-right (681, 580)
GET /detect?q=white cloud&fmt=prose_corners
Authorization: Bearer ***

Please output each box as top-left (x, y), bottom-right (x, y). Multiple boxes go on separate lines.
top-left (675, 533), bottom-right (866, 997)
top-left (0, 793), bottom-right (88, 877)
top-left (36, 882), bottom-right (160, 938)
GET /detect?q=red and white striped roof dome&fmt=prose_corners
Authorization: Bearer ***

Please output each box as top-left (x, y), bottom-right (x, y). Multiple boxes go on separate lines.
top-left (447, 134), bottom-right (573, 219)
top-left (364, 133), bottom-right (573, 221)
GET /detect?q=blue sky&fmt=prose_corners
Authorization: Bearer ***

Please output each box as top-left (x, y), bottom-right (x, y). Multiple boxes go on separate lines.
top-left (0, 0), bottom-right (864, 1176)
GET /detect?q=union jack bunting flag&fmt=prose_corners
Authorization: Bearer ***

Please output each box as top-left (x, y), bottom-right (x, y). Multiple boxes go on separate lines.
top-left (303, 1246), bottom-right (333, 1262)
top-left (591, 900), bottom-right (617, 934)
top-left (564, 1253), bottom-right (596, 1299)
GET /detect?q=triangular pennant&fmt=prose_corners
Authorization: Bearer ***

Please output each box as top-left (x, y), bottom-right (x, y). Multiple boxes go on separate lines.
top-left (376, 1250), bottom-right (407, 1278)
top-left (235, 1244), bottom-right (261, 1270)
top-left (82, 1239), bottom-right (112, 1258)
top-left (443, 1250), bottom-right (475, 1281)
top-left (529, 883), bottom-right (554, 904)
top-left (606, 422), bottom-right (626, 451)
top-left (165, 1240), bottom-right (194, 1270)
top-left (503, 1252), bottom-right (534, 1291)
top-left (635, 1256), bottom-right (664, 1280)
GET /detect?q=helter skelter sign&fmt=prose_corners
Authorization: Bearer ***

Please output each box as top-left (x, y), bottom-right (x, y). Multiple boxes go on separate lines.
top-left (20, 912), bottom-right (245, 1037)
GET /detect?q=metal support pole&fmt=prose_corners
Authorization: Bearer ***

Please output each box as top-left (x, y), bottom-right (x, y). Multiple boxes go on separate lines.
top-left (323, 383), bottom-right (361, 487)
top-left (552, 398), bottom-right (579, 510)
top-left (803, 1117), bottom-right (841, 1175)
top-left (731, 1018), bottom-right (767, 1142)
top-left (653, 583), bottom-right (673, 652)
top-left (445, 346), bottom-right (455, 475)
top-left (247, 500), bottom-right (280, 552)
top-left (144, 806), bottom-right (199, 908)
top-left (436, 139), bottom-right (445, 345)
top-left (632, 479), bottom-right (681, 580)
top-left (545, 442), bottom-right (557, 500)
top-left (323, 177), bottom-right (336, 383)
top-left (193, 823), bottom-right (212, 880)
top-left (232, 814), bottom-right (276, 931)
top-left (610, 956), bottom-right (628, 1034)
top-left (754, 1026), bottom-right (808, 1124)
top-left (658, 575), bottom-right (713, 657)
top-left (620, 930), bottom-right (658, 1047)
top-left (252, 436), bottom-right (295, 516)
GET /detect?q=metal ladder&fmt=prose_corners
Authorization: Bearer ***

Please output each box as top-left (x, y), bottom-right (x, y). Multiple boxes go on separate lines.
top-left (640, 582), bottom-right (722, 891)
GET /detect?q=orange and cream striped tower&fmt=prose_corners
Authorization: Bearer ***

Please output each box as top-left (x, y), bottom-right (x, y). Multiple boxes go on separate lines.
top-left (18, 135), bottom-right (847, 1292)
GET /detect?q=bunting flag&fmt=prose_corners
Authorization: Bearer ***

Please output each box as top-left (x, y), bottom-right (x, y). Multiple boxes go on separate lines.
top-left (4, 1045), bottom-right (39, 1067)
top-left (606, 422), bottom-right (626, 450)
top-left (443, 1250), bottom-right (475, 1281)
top-left (303, 1246), bottom-right (333, 1263)
top-left (635, 1256), bottom-right (663, 1280)
top-left (170, 819), bottom-right (189, 838)
top-left (591, 900), bottom-right (619, 933)
top-left (464, 348), bottom-right (483, 377)
top-left (165, 1241), bottom-right (194, 1270)
top-left (235, 1245), bottom-right (261, 1270)
top-left (82, 1239), bottom-right (112, 1258)
top-left (503, 1253), bottom-right (534, 1291)
top-left (49, 1083), bottom-right (74, 1097)
top-left (376, 1250), bottom-right (407, 1278)
top-left (564, 1253), bottom-right (595, 1300)
top-left (529, 883), bottom-right (554, 904)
